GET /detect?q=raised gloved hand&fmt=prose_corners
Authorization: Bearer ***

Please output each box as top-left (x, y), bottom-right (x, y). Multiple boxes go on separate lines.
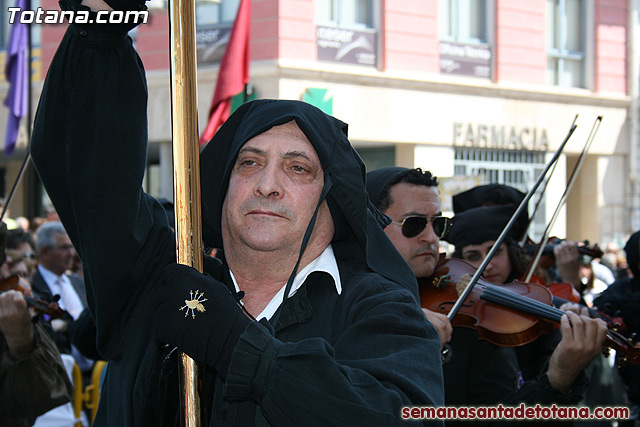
top-left (154, 264), bottom-right (252, 378)
top-left (63, 0), bottom-right (146, 12)
top-left (99, 0), bottom-right (147, 11)
top-left (59, 0), bottom-right (147, 32)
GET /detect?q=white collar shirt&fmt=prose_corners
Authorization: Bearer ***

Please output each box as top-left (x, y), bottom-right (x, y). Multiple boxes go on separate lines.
top-left (230, 244), bottom-right (342, 320)
top-left (38, 264), bottom-right (84, 320)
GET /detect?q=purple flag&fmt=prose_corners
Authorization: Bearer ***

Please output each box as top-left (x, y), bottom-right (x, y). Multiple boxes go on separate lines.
top-left (4, 0), bottom-right (29, 156)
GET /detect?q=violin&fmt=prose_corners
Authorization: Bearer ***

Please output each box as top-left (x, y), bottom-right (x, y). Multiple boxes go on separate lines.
top-left (0, 275), bottom-right (68, 319)
top-left (523, 272), bottom-right (581, 305)
top-left (420, 258), bottom-right (640, 365)
top-left (523, 237), bottom-right (604, 271)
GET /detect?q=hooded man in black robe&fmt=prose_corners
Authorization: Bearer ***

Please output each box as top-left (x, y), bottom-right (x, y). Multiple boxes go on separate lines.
top-left (29, 1), bottom-right (444, 425)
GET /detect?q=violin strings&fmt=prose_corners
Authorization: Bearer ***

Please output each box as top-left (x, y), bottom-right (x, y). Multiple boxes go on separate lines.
top-left (480, 285), bottom-right (628, 349)
top-left (552, 295), bottom-right (605, 321)
top-left (480, 284), bottom-right (564, 323)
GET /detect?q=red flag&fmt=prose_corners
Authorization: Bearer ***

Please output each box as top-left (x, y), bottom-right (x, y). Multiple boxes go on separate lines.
top-left (200, 0), bottom-right (251, 145)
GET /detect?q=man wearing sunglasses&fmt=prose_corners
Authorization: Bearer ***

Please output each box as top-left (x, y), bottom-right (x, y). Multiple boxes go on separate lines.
top-left (366, 167), bottom-right (453, 346)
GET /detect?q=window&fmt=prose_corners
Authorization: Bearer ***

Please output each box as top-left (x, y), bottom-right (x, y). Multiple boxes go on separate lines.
top-left (438, 0), bottom-right (491, 78)
top-left (439, 0), bottom-right (487, 44)
top-left (195, 0), bottom-right (241, 64)
top-left (316, 0), bottom-right (373, 29)
top-left (0, 13), bottom-right (9, 50)
top-left (196, 0), bottom-right (240, 28)
top-left (147, 0), bottom-right (239, 23)
top-left (546, 0), bottom-right (585, 88)
top-left (355, 146), bottom-right (395, 172)
top-left (315, 0), bottom-right (377, 66)
top-left (1, 0), bottom-right (41, 50)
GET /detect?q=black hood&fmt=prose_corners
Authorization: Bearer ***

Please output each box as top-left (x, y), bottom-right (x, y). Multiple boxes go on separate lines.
top-left (199, 99), bottom-right (418, 300)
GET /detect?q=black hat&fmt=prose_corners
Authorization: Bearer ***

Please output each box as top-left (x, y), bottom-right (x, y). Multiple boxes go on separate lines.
top-left (444, 205), bottom-right (520, 249)
top-left (452, 184), bottom-right (528, 241)
top-left (453, 184), bottom-right (526, 213)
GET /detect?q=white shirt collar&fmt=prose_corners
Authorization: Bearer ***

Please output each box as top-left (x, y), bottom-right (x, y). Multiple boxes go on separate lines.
top-left (38, 264), bottom-right (84, 320)
top-left (230, 244), bottom-right (342, 320)
top-left (38, 264), bottom-right (68, 288)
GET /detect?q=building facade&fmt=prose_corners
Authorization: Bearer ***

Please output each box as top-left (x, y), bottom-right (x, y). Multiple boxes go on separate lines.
top-left (0, 0), bottom-right (638, 248)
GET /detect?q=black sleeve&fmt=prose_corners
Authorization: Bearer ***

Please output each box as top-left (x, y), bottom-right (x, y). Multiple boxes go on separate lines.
top-left (444, 328), bottom-right (522, 406)
top-left (30, 23), bottom-right (175, 358)
top-left (593, 279), bottom-right (640, 334)
top-left (68, 308), bottom-right (101, 360)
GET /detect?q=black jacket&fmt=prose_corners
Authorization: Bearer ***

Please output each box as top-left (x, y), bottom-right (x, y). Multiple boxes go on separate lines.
top-left (31, 268), bottom-right (87, 354)
top-left (31, 269), bottom-right (88, 310)
top-left (30, 21), bottom-right (444, 427)
top-left (593, 276), bottom-right (640, 405)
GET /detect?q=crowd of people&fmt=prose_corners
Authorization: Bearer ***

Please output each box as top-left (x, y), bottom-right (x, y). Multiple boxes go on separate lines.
top-left (2, 0), bottom-right (640, 426)
top-left (0, 211), bottom-right (98, 426)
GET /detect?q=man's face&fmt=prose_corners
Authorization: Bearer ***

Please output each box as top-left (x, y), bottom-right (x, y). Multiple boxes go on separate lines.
top-left (383, 183), bottom-right (441, 278)
top-left (40, 232), bottom-right (75, 275)
top-left (222, 121), bottom-right (333, 256)
top-left (460, 240), bottom-right (512, 285)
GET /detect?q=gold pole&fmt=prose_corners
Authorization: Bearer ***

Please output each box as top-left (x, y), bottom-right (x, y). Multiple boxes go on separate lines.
top-left (168, 0), bottom-right (203, 425)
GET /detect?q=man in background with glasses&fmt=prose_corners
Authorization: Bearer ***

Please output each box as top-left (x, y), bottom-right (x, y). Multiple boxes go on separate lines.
top-left (32, 222), bottom-right (94, 385)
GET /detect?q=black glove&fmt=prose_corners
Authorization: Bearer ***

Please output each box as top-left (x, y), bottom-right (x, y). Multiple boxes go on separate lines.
top-left (59, 0), bottom-right (147, 11)
top-left (103, 0), bottom-right (148, 11)
top-left (154, 263), bottom-right (252, 378)
top-left (58, 0), bottom-right (147, 32)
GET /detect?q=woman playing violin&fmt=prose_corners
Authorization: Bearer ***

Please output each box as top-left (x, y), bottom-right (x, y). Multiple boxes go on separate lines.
top-left (367, 169), bottom-right (608, 426)
top-left (445, 205), bottom-right (607, 381)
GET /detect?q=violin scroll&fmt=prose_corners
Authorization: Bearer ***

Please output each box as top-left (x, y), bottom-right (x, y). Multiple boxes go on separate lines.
top-left (602, 330), bottom-right (640, 368)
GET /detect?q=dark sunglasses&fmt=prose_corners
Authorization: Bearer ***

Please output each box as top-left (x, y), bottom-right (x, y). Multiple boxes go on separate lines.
top-left (392, 215), bottom-right (452, 239)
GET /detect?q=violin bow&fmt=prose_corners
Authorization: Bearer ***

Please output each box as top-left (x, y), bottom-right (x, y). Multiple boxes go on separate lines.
top-left (447, 122), bottom-right (578, 321)
top-left (522, 116), bottom-right (603, 283)
top-left (518, 114), bottom-right (578, 247)
top-left (0, 152), bottom-right (31, 222)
